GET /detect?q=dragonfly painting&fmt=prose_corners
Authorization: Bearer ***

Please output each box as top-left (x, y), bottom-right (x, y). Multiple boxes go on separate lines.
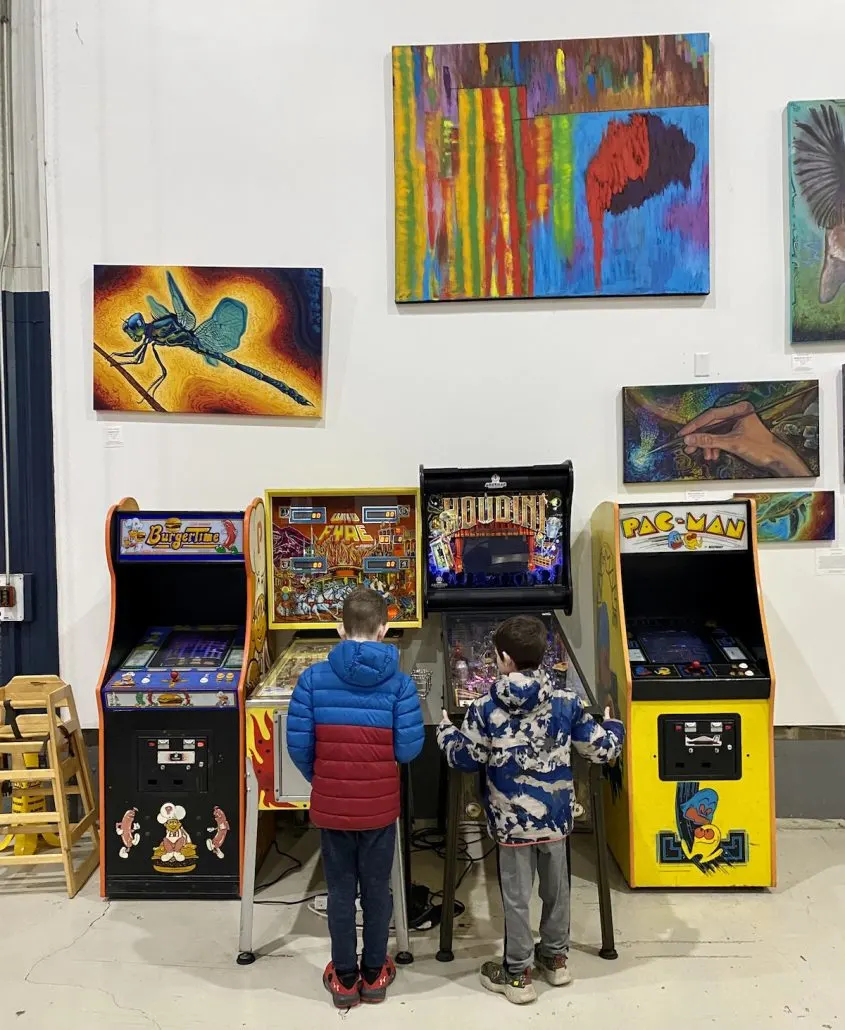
top-left (94, 266), bottom-right (323, 417)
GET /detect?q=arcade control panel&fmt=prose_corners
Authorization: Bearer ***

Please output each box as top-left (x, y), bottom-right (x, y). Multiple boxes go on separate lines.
top-left (103, 626), bottom-right (244, 709)
top-left (627, 622), bottom-right (770, 700)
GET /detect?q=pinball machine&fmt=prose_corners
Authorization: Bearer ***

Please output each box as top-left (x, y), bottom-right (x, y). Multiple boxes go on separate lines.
top-left (97, 498), bottom-right (269, 899)
top-left (421, 462), bottom-right (617, 962)
top-left (236, 487), bottom-right (424, 964)
top-left (592, 499), bottom-right (776, 888)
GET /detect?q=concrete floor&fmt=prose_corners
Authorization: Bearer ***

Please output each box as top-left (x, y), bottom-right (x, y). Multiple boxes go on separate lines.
top-left (1, 820), bottom-right (843, 1029)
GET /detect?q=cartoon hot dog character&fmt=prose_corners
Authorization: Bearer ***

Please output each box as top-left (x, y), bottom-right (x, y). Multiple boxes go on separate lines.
top-left (205, 806), bottom-right (230, 859)
top-left (116, 807), bottom-right (140, 859)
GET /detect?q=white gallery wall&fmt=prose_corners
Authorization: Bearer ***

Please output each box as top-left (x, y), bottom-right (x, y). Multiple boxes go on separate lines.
top-left (43, 0), bottom-right (845, 728)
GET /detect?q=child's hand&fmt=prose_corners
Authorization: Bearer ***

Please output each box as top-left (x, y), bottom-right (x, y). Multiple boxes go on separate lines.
top-left (604, 706), bottom-right (612, 721)
top-left (440, 709), bottom-right (451, 724)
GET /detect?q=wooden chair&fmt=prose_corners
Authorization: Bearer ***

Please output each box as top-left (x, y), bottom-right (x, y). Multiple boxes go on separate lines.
top-left (0, 676), bottom-right (99, 897)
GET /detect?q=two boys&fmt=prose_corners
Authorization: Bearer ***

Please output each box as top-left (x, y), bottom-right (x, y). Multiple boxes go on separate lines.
top-left (288, 591), bottom-right (623, 1008)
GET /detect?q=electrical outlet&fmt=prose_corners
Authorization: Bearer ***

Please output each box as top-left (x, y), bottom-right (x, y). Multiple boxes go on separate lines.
top-left (0, 574), bottom-right (30, 622)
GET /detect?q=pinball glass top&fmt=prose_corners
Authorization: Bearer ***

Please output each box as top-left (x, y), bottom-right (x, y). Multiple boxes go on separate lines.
top-left (442, 612), bottom-right (593, 715)
top-left (266, 490), bottom-right (422, 631)
top-left (249, 638), bottom-right (335, 703)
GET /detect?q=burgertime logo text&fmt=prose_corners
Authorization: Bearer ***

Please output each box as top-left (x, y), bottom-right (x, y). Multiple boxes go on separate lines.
top-left (145, 523), bottom-right (221, 551)
top-left (621, 510), bottom-right (746, 541)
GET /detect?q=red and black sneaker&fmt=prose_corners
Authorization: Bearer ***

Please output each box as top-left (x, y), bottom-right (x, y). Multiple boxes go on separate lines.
top-left (323, 963), bottom-right (361, 1009)
top-left (360, 956), bottom-right (396, 1004)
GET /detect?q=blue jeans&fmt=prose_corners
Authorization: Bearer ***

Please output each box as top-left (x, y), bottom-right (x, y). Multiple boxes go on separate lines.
top-left (320, 823), bottom-right (396, 975)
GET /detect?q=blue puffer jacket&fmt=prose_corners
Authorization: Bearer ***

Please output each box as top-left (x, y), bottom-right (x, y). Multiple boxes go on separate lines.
top-left (286, 640), bottom-right (424, 831)
top-left (437, 669), bottom-right (624, 844)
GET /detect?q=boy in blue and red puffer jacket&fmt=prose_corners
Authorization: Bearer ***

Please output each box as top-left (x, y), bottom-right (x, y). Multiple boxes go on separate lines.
top-left (286, 587), bottom-right (424, 1010)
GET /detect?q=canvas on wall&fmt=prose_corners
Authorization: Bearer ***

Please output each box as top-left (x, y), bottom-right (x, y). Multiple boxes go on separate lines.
top-left (94, 266), bottom-right (323, 416)
top-left (788, 101), bottom-right (845, 343)
top-left (623, 381), bottom-right (820, 484)
top-left (734, 491), bottom-right (835, 543)
top-left (392, 34), bottom-right (710, 303)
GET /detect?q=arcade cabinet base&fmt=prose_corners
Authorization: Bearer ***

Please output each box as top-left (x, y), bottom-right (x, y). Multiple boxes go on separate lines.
top-left (620, 699), bottom-right (775, 888)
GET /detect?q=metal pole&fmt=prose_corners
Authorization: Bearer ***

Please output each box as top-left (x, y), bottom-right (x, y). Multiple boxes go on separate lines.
top-left (391, 817), bottom-right (413, 965)
top-left (589, 765), bottom-right (618, 960)
top-left (436, 765), bottom-right (462, 962)
top-left (236, 760), bottom-right (259, 965)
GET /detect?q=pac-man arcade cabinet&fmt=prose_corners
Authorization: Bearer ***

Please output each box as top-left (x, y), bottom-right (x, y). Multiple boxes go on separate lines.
top-left (97, 498), bottom-right (269, 899)
top-left (592, 499), bottom-right (776, 888)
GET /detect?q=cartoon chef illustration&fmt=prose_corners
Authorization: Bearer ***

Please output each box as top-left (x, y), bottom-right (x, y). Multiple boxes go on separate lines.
top-left (152, 802), bottom-right (197, 873)
top-left (122, 517), bottom-right (146, 550)
top-left (116, 807), bottom-right (140, 859)
top-left (205, 806), bottom-right (230, 859)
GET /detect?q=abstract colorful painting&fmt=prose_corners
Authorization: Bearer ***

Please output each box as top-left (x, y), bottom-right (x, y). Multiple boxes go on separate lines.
top-left (734, 491), bottom-right (835, 543)
top-left (94, 266), bottom-right (323, 416)
top-left (623, 381), bottom-right (820, 484)
top-left (392, 34), bottom-right (710, 302)
top-left (788, 101), bottom-right (845, 343)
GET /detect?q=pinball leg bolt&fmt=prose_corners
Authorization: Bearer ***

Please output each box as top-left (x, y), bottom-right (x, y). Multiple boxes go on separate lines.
top-left (236, 951), bottom-right (256, 966)
top-left (435, 949), bottom-right (454, 963)
top-left (396, 951), bottom-right (414, 965)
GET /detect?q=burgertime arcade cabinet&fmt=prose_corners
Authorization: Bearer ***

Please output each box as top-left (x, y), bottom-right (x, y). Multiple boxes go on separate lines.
top-left (592, 499), bottom-right (776, 888)
top-left (97, 498), bottom-right (269, 899)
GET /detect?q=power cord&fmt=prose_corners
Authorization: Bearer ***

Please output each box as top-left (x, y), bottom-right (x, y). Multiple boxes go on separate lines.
top-left (254, 840), bottom-right (328, 907)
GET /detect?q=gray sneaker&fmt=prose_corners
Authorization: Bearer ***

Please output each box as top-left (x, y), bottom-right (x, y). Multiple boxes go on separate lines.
top-left (534, 945), bottom-right (572, 987)
top-left (479, 961), bottom-right (537, 1004)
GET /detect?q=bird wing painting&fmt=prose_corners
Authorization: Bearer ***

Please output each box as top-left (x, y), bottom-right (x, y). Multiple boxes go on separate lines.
top-left (392, 34), bottom-right (710, 302)
top-left (788, 100), bottom-right (845, 342)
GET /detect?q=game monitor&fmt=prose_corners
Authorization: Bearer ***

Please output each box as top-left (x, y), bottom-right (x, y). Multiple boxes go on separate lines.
top-left (266, 488), bottom-right (422, 630)
top-left (420, 462), bottom-right (574, 614)
top-left (97, 500), bottom-right (268, 900)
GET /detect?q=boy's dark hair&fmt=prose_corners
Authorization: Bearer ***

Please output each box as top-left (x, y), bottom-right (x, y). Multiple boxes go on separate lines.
top-left (493, 615), bottom-right (547, 671)
top-left (342, 587), bottom-right (389, 637)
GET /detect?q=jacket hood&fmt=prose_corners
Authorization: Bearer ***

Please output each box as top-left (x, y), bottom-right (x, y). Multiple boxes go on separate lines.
top-left (491, 669), bottom-right (553, 713)
top-left (328, 639), bottom-right (399, 688)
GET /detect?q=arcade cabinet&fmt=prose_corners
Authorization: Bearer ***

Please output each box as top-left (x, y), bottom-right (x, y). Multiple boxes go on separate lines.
top-left (591, 499), bottom-right (776, 888)
top-left (422, 463), bottom-right (617, 962)
top-left (97, 498), bottom-right (269, 899)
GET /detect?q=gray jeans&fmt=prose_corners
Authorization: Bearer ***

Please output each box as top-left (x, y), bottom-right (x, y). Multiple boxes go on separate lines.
top-left (497, 839), bottom-right (570, 974)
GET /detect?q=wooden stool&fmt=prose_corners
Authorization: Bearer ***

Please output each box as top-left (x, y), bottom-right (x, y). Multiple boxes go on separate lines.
top-left (0, 676), bottom-right (99, 897)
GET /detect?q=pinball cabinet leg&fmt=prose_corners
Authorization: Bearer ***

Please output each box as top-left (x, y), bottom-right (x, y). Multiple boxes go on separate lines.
top-left (436, 765), bottom-right (463, 962)
top-left (589, 765), bottom-right (618, 960)
top-left (237, 761), bottom-right (260, 965)
top-left (391, 817), bottom-right (413, 965)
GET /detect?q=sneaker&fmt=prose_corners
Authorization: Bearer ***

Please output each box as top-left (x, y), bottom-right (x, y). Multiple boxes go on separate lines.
top-left (534, 945), bottom-right (572, 987)
top-left (479, 961), bottom-right (537, 1005)
top-left (322, 963), bottom-right (360, 1009)
top-left (360, 956), bottom-right (396, 1004)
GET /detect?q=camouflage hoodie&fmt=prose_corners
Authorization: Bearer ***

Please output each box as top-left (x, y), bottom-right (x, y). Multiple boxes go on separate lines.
top-left (437, 669), bottom-right (624, 844)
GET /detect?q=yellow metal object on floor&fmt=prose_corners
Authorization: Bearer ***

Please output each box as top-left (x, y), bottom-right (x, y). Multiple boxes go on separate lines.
top-left (0, 751), bottom-right (62, 855)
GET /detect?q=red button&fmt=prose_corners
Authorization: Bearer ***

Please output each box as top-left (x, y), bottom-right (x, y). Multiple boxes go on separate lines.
top-left (691, 661), bottom-right (701, 669)
top-left (170, 671), bottom-right (179, 682)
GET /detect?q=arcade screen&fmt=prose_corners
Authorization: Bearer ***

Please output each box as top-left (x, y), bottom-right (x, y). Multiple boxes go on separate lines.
top-left (151, 629), bottom-right (234, 669)
top-left (637, 629), bottom-right (716, 665)
top-left (268, 491), bottom-right (421, 629)
top-left (427, 490), bottom-right (564, 591)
